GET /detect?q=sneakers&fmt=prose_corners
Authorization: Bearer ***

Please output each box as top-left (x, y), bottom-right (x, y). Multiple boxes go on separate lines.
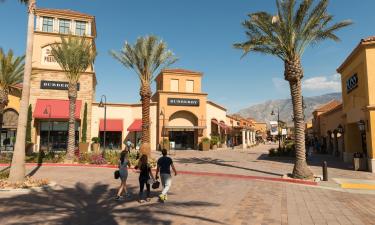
top-left (125, 193), bottom-right (131, 198)
top-left (115, 196), bottom-right (124, 201)
top-left (159, 194), bottom-right (167, 201)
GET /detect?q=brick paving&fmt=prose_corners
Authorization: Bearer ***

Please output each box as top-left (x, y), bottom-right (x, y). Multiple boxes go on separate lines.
top-left (1, 144), bottom-right (375, 225)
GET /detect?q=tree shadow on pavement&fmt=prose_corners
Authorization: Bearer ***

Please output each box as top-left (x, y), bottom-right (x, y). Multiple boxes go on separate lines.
top-left (0, 182), bottom-right (222, 225)
top-left (257, 153), bottom-right (354, 171)
top-left (175, 157), bottom-right (283, 177)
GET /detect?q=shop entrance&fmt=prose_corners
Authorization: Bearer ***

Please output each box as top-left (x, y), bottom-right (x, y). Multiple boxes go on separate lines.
top-left (40, 121), bottom-right (80, 152)
top-left (99, 131), bottom-right (122, 150)
top-left (169, 131), bottom-right (196, 150)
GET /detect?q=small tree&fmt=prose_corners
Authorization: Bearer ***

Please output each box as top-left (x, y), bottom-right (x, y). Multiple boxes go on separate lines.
top-left (81, 102), bottom-right (87, 143)
top-left (25, 104), bottom-right (32, 143)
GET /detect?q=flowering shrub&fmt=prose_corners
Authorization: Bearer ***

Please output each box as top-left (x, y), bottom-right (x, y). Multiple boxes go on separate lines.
top-left (89, 153), bottom-right (107, 165)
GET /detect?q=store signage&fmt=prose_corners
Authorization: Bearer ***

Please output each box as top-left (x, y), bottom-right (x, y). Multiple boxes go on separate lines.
top-left (40, 80), bottom-right (80, 91)
top-left (167, 98), bottom-right (200, 106)
top-left (269, 121), bottom-right (278, 136)
top-left (41, 46), bottom-right (58, 66)
top-left (346, 73), bottom-right (358, 93)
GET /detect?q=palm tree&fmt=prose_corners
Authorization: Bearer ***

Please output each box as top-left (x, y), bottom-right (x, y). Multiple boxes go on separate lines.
top-left (50, 35), bottom-right (96, 161)
top-left (0, 48), bottom-right (25, 115)
top-left (9, 0), bottom-right (36, 182)
top-left (111, 36), bottom-right (177, 156)
top-left (234, 0), bottom-right (351, 179)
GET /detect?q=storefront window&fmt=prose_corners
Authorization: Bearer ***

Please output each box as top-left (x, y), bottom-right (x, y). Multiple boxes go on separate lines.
top-left (40, 121), bottom-right (80, 152)
top-left (0, 130), bottom-right (16, 152)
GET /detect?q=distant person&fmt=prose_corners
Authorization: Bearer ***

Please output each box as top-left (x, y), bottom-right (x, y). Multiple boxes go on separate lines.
top-left (136, 154), bottom-right (155, 203)
top-left (115, 150), bottom-right (131, 200)
top-left (125, 139), bottom-right (132, 151)
top-left (155, 149), bottom-right (177, 202)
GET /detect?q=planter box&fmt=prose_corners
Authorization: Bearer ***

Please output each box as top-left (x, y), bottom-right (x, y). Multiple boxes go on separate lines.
top-left (91, 143), bottom-right (100, 153)
top-left (211, 145), bottom-right (217, 150)
top-left (200, 142), bottom-right (210, 151)
top-left (353, 157), bottom-right (368, 171)
top-left (79, 143), bottom-right (89, 153)
top-left (25, 143), bottom-right (34, 155)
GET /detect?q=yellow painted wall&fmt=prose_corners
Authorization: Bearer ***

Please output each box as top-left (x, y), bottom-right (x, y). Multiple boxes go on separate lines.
top-left (5, 94), bottom-right (21, 112)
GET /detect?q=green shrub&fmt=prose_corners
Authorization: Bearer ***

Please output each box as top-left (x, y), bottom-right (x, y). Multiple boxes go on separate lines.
top-left (91, 137), bottom-right (100, 143)
top-left (268, 148), bottom-right (276, 156)
top-left (210, 136), bottom-right (220, 146)
top-left (0, 169), bottom-right (9, 180)
top-left (81, 103), bottom-right (88, 143)
top-left (201, 137), bottom-right (210, 144)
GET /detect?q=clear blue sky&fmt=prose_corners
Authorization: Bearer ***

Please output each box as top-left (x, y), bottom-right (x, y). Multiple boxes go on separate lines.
top-left (1, 0), bottom-right (374, 112)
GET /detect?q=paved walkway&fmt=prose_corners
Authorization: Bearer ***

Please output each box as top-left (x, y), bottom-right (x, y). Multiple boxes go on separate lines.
top-left (1, 144), bottom-right (375, 225)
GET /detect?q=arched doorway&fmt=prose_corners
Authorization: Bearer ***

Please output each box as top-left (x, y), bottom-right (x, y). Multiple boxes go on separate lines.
top-left (1, 108), bottom-right (19, 151)
top-left (168, 111), bottom-right (198, 150)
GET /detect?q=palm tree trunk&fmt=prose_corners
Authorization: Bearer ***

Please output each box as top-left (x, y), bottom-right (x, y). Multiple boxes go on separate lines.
top-left (8, 0), bottom-right (36, 182)
top-left (285, 59), bottom-right (313, 179)
top-left (140, 83), bottom-right (151, 156)
top-left (66, 83), bottom-right (77, 161)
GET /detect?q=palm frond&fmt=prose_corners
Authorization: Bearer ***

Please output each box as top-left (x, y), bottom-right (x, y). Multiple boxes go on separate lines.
top-left (110, 35), bottom-right (177, 86)
top-left (50, 35), bottom-right (96, 84)
top-left (235, 0), bottom-right (352, 61)
top-left (0, 48), bottom-right (25, 91)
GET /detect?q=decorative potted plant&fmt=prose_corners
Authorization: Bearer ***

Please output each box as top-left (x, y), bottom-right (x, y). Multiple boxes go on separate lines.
top-left (200, 137), bottom-right (210, 151)
top-left (25, 104), bottom-right (34, 155)
top-left (91, 137), bottom-right (100, 153)
top-left (79, 103), bottom-right (89, 153)
top-left (210, 136), bottom-right (220, 150)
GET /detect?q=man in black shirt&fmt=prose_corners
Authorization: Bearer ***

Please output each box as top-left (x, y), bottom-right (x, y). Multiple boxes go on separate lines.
top-left (155, 149), bottom-right (177, 201)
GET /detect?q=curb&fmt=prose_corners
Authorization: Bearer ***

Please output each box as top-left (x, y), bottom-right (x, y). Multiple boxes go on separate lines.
top-left (0, 163), bottom-right (317, 186)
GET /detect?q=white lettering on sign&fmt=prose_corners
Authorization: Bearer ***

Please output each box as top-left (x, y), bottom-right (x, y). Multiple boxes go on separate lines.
top-left (167, 98), bottom-right (199, 106)
top-left (346, 74), bottom-right (358, 93)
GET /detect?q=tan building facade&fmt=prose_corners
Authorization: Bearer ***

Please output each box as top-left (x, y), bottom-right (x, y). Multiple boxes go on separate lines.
top-left (337, 36), bottom-right (375, 172)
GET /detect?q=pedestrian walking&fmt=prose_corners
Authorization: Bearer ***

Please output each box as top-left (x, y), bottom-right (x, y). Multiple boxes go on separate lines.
top-left (155, 149), bottom-right (177, 202)
top-left (115, 150), bottom-right (131, 200)
top-left (136, 154), bottom-right (155, 203)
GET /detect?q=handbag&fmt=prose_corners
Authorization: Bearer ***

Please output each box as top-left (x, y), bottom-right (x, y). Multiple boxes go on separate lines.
top-left (152, 180), bottom-right (160, 189)
top-left (114, 170), bottom-right (120, 179)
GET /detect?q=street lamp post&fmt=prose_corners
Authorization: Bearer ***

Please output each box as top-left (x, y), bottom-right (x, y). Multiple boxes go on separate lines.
top-left (271, 108), bottom-right (281, 150)
top-left (232, 122), bottom-right (234, 150)
top-left (43, 105), bottom-right (51, 152)
top-left (99, 95), bottom-right (107, 154)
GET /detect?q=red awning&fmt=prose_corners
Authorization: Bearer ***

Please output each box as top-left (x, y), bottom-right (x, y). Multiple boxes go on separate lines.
top-left (33, 99), bottom-right (82, 119)
top-left (211, 119), bottom-right (219, 125)
top-left (99, 119), bottom-right (123, 132)
top-left (127, 119), bottom-right (142, 132)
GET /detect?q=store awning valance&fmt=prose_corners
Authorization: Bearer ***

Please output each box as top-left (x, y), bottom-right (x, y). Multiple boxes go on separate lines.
top-left (164, 126), bottom-right (206, 131)
top-left (33, 99), bottom-right (82, 119)
top-left (100, 119), bottom-right (123, 132)
top-left (127, 119), bottom-right (142, 132)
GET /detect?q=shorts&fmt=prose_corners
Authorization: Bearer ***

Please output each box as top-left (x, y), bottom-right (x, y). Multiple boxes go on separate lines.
top-left (119, 169), bottom-right (128, 181)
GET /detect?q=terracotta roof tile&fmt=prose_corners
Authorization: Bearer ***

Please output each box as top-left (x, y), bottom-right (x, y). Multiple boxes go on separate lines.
top-left (162, 68), bottom-right (201, 74)
top-left (321, 103), bottom-right (343, 116)
top-left (35, 8), bottom-right (94, 18)
top-left (361, 36), bottom-right (375, 43)
top-left (314, 100), bottom-right (341, 112)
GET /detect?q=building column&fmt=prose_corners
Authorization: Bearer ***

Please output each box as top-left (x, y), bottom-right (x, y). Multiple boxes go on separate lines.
top-left (242, 129), bottom-right (246, 149)
top-left (246, 130), bottom-right (250, 147)
top-left (333, 130), bottom-right (339, 157)
top-left (252, 131), bottom-right (256, 144)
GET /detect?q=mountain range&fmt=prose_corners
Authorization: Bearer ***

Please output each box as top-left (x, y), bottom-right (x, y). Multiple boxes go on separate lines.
top-left (236, 92), bottom-right (342, 126)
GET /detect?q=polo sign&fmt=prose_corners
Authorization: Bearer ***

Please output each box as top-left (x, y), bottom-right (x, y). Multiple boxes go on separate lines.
top-left (167, 98), bottom-right (200, 106)
top-left (346, 74), bottom-right (358, 93)
top-left (40, 80), bottom-right (80, 91)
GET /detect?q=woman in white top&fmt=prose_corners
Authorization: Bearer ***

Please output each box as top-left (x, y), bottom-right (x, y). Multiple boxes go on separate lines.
top-left (115, 150), bottom-right (131, 200)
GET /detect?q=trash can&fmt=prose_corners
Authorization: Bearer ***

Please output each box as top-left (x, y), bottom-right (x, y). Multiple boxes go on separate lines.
top-left (353, 152), bottom-right (368, 171)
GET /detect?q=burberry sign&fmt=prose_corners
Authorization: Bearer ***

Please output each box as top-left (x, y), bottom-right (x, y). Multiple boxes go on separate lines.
top-left (167, 98), bottom-right (200, 106)
top-left (40, 80), bottom-right (80, 91)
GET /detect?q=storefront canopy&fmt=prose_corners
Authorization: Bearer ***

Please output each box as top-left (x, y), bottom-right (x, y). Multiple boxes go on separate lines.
top-left (127, 119), bottom-right (142, 132)
top-left (99, 119), bottom-right (123, 132)
top-left (33, 99), bottom-right (82, 119)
